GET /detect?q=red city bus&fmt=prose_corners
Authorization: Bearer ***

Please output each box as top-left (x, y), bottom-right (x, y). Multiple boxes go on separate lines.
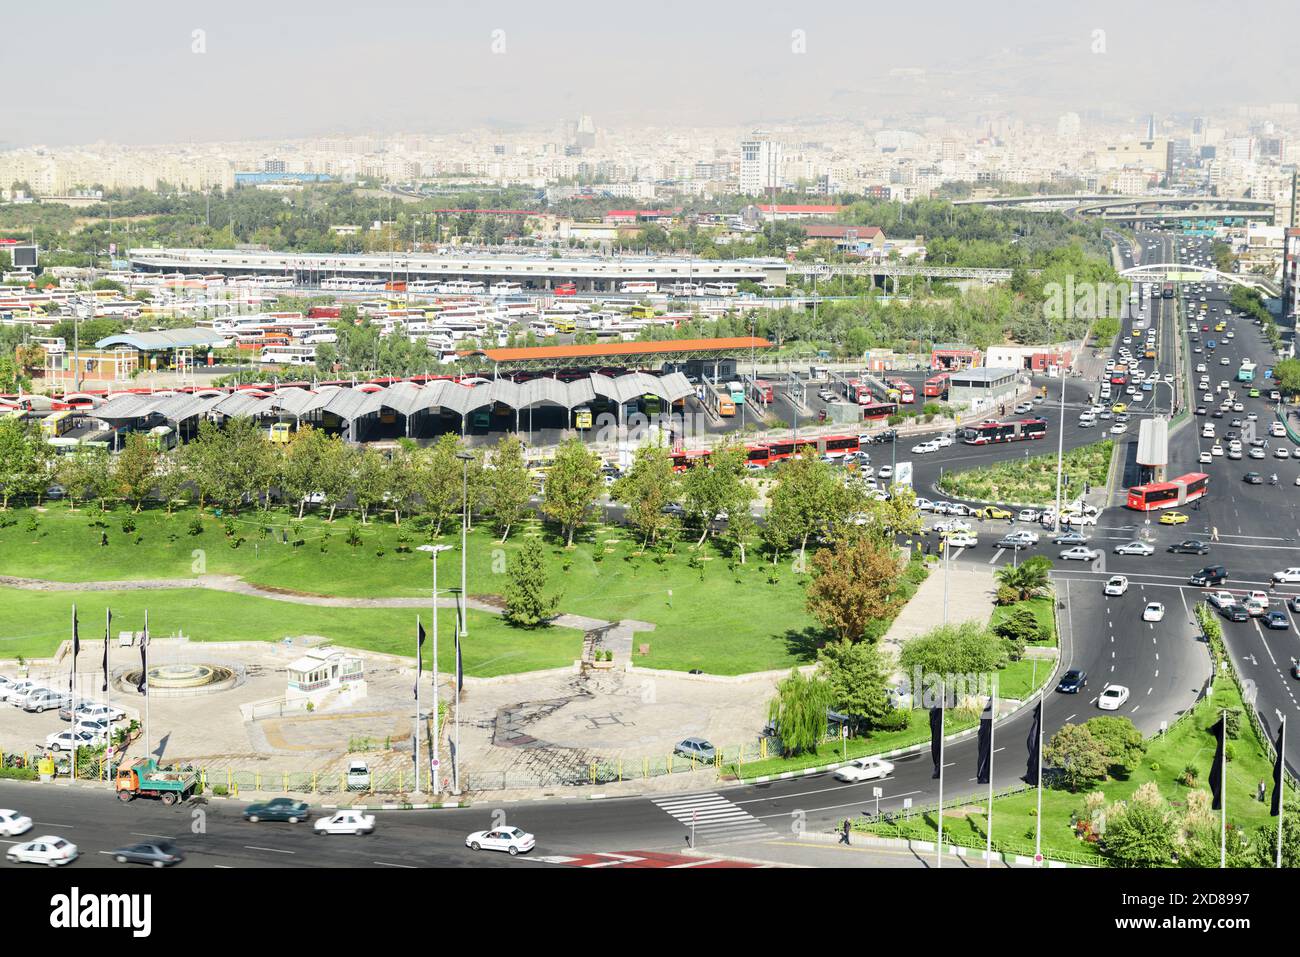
top-left (859, 401), bottom-right (897, 422)
top-left (958, 418), bottom-right (1048, 445)
top-left (669, 448), bottom-right (712, 471)
top-left (887, 378), bottom-right (916, 404)
top-left (821, 434), bottom-right (860, 457)
top-left (554, 283), bottom-right (578, 297)
top-left (923, 372), bottom-right (950, 398)
top-left (1126, 472), bottom-right (1209, 511)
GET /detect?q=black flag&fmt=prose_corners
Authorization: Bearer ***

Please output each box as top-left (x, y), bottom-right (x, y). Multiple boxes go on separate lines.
top-left (102, 609), bottom-right (112, 693)
top-left (1272, 719), bottom-right (1285, 818)
top-left (977, 698), bottom-right (993, 785)
top-left (929, 705), bottom-right (943, 779)
top-left (414, 618), bottom-right (426, 700)
top-left (69, 612), bottom-right (80, 692)
top-left (1209, 715), bottom-right (1226, 811)
top-left (136, 623), bottom-right (149, 695)
top-left (1025, 699), bottom-right (1042, 784)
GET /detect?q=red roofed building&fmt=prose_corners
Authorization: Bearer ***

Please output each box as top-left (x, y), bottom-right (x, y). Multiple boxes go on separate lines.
top-left (746, 203), bottom-right (843, 223)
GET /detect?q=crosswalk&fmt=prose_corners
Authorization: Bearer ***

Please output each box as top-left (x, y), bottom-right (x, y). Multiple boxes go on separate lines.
top-left (650, 791), bottom-right (774, 844)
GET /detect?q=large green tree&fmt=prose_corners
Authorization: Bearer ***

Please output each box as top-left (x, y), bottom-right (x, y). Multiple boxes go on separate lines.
top-left (504, 536), bottom-right (559, 627)
top-left (484, 435), bottom-right (531, 542)
top-left (679, 440), bottom-right (751, 546)
top-left (542, 437), bottom-right (602, 546)
top-left (805, 534), bottom-right (903, 642)
top-left (767, 668), bottom-right (835, 756)
top-left (816, 638), bottom-right (893, 729)
top-left (610, 442), bottom-right (678, 550)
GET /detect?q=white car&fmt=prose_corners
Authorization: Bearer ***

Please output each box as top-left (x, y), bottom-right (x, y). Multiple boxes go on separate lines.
top-left (73, 703), bottom-right (126, 723)
top-left (945, 532), bottom-right (978, 549)
top-left (46, 729), bottom-right (100, 753)
top-left (1275, 448), bottom-right (1291, 459)
top-left (833, 756), bottom-right (896, 783)
top-left (1110, 423), bottom-right (1127, 435)
top-left (914, 498), bottom-right (935, 512)
top-left (465, 825), bottom-right (536, 855)
top-left (1273, 568), bottom-right (1300, 584)
top-left (1104, 575), bottom-right (1129, 596)
top-left (935, 434), bottom-right (954, 448)
top-left (0, 809), bottom-right (33, 837)
top-left (1097, 685), bottom-right (1131, 711)
top-left (1060, 546), bottom-right (1100, 562)
top-left (1, 680), bottom-right (40, 704)
top-left (1059, 511), bottom-right (1099, 527)
top-left (934, 519), bottom-right (973, 535)
top-left (6, 836), bottom-right (78, 866)
top-left (1142, 602), bottom-right (1166, 622)
top-left (1017, 509), bottom-right (1041, 523)
top-left (1198, 451), bottom-right (1212, 464)
top-left (876, 466), bottom-right (893, 481)
top-left (911, 441), bottom-right (939, 454)
top-left (1114, 541), bottom-right (1154, 556)
top-left (313, 810), bottom-right (375, 835)
top-left (345, 760), bottom-right (370, 791)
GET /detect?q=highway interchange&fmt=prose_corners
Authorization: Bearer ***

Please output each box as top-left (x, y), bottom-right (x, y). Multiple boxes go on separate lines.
top-left (2, 230), bottom-right (1296, 870)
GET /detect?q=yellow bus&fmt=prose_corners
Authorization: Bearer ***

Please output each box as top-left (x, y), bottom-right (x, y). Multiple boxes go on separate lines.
top-left (553, 318), bottom-right (576, 334)
top-left (573, 406), bottom-right (593, 429)
top-left (268, 422), bottom-right (292, 444)
top-left (40, 410), bottom-right (74, 439)
top-left (629, 305), bottom-right (656, 320)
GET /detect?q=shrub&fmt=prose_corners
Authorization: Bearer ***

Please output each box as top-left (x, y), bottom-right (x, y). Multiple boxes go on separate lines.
top-left (871, 707), bottom-right (912, 732)
top-left (187, 517), bottom-right (204, 536)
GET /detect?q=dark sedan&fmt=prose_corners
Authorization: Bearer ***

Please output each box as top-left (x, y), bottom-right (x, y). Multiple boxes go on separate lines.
top-left (1056, 669), bottom-right (1088, 694)
top-left (1220, 603), bottom-right (1249, 623)
top-left (1264, 611), bottom-right (1291, 631)
top-left (1168, 540), bottom-right (1211, 555)
top-left (1244, 472), bottom-right (1264, 485)
top-left (243, 797), bottom-right (311, 824)
top-left (111, 841), bottom-right (184, 867)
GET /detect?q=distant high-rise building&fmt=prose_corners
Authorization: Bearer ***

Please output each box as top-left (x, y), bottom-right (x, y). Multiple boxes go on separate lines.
top-left (1057, 112), bottom-right (1081, 139)
top-left (1145, 114), bottom-right (1156, 142)
top-left (740, 135), bottom-right (783, 194)
top-left (1283, 227), bottom-right (1300, 319)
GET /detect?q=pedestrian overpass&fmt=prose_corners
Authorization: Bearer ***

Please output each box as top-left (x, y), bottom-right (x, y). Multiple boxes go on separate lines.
top-left (1119, 263), bottom-right (1277, 295)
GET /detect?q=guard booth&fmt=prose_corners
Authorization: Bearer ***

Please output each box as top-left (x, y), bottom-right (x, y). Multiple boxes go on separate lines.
top-left (1136, 417), bottom-right (1169, 484)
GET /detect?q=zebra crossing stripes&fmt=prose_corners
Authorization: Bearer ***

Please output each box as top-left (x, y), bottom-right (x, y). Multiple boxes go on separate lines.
top-left (650, 792), bottom-right (774, 843)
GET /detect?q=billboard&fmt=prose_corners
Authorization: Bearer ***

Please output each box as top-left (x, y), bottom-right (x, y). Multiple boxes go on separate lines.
top-left (894, 461), bottom-right (914, 488)
top-left (10, 244), bottom-right (37, 269)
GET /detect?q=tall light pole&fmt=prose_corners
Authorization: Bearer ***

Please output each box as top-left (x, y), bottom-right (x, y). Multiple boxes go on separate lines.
top-left (416, 543), bottom-right (453, 795)
top-left (456, 450), bottom-right (474, 637)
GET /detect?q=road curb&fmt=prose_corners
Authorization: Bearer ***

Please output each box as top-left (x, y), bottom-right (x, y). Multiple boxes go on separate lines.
top-left (799, 830), bottom-right (1093, 868)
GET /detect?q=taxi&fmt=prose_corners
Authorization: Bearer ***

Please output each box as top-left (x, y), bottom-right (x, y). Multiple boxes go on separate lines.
top-left (1159, 511), bottom-right (1190, 526)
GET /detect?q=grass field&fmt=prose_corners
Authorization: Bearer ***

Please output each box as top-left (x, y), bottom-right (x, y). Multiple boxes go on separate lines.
top-left (0, 505), bottom-right (837, 674)
top-left (865, 679), bottom-right (1289, 865)
top-left (0, 587), bottom-right (582, 678)
top-left (937, 440), bottom-right (1113, 506)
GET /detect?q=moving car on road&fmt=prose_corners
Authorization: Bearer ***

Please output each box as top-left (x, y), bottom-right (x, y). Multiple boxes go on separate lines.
top-left (1114, 541), bottom-right (1155, 556)
top-left (0, 809), bottom-right (32, 837)
top-left (1167, 540), bottom-right (1211, 555)
top-left (1189, 565), bottom-right (1229, 587)
top-left (1264, 611), bottom-right (1291, 631)
top-left (1059, 546), bottom-right (1100, 561)
top-left (1098, 685), bottom-right (1131, 711)
top-left (1142, 602), bottom-right (1166, 622)
top-left (465, 825), bottom-right (536, 855)
top-left (1273, 568), bottom-right (1300, 584)
top-left (1104, 576), bottom-right (1129, 596)
top-left (244, 798), bottom-right (311, 824)
top-left (833, 756), bottom-right (896, 782)
top-left (110, 841), bottom-right (184, 867)
top-left (1159, 511), bottom-right (1189, 526)
top-left (313, 811), bottom-right (375, 836)
top-left (1056, 669), bottom-right (1088, 693)
top-left (6, 836), bottom-right (78, 866)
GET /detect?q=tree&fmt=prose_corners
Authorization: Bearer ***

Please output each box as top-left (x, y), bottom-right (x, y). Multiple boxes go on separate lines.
top-left (1044, 723), bottom-right (1109, 791)
top-left (542, 437), bottom-right (602, 546)
top-left (680, 440), bottom-right (751, 546)
top-left (1081, 716), bottom-right (1146, 775)
top-left (112, 433), bottom-right (159, 511)
top-left (384, 444), bottom-right (419, 525)
top-left (805, 534), bottom-right (904, 642)
top-left (1103, 786), bottom-right (1176, 867)
top-left (816, 638), bottom-right (893, 729)
top-left (483, 435), bottom-right (531, 542)
top-left (767, 668), bottom-right (835, 756)
top-left (766, 452), bottom-right (845, 558)
top-left (350, 446), bottom-right (390, 524)
top-left (898, 620), bottom-right (1006, 678)
top-left (610, 442), bottom-right (678, 550)
top-left (504, 536), bottom-right (559, 627)
top-left (0, 418), bottom-right (45, 508)
top-left (280, 426), bottom-right (333, 518)
top-left (719, 500), bottom-right (757, 564)
top-left (995, 555), bottom-right (1052, 602)
top-left (316, 434), bottom-right (354, 522)
top-left (154, 450), bottom-right (190, 513)
top-left (1272, 357), bottom-right (1300, 397)
top-left (58, 446), bottom-right (113, 510)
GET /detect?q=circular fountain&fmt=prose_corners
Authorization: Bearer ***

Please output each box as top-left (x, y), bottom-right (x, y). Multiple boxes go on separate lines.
top-left (118, 663), bottom-right (240, 697)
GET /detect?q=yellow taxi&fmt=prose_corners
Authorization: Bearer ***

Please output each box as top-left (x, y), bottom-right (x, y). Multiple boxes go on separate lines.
top-left (979, 506), bottom-right (1012, 520)
top-left (1111, 402), bottom-right (1127, 414)
top-left (1214, 322), bottom-right (1226, 332)
top-left (1159, 511), bottom-right (1190, 526)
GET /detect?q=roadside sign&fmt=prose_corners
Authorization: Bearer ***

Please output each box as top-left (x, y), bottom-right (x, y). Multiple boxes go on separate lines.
top-left (894, 461), bottom-right (913, 487)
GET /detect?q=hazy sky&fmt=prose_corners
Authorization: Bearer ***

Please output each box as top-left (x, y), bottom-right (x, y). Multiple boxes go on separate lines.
top-left (8, 0), bottom-right (1299, 146)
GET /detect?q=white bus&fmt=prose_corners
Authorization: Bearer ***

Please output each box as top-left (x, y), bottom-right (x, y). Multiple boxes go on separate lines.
top-left (490, 281), bottom-right (524, 297)
top-left (258, 344), bottom-right (317, 365)
top-left (441, 280), bottom-right (487, 295)
top-left (702, 281), bottom-right (738, 296)
top-left (668, 282), bottom-right (702, 297)
top-left (619, 281), bottom-right (657, 293)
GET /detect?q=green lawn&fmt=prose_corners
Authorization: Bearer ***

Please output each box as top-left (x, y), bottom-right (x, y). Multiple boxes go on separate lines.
top-left (864, 679), bottom-right (1289, 865)
top-left (0, 505), bottom-right (932, 675)
top-left (937, 440), bottom-right (1112, 506)
top-left (0, 587), bottom-right (582, 678)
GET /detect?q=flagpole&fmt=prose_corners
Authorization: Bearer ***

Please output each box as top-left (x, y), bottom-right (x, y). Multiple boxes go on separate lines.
top-left (144, 610), bottom-right (150, 761)
top-left (936, 680), bottom-right (945, 869)
top-left (415, 614), bottom-right (422, 796)
top-left (1035, 688), bottom-right (1044, 864)
top-left (987, 683), bottom-right (997, 867)
top-left (433, 559), bottom-right (440, 795)
top-left (1220, 707), bottom-right (1227, 869)
top-left (1278, 717), bottom-right (1287, 869)
top-left (105, 607), bottom-right (111, 783)
top-left (70, 605), bottom-right (76, 783)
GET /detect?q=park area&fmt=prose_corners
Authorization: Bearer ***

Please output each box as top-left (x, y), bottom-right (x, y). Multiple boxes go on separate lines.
top-left (936, 440), bottom-right (1112, 506)
top-left (0, 502), bottom-right (903, 676)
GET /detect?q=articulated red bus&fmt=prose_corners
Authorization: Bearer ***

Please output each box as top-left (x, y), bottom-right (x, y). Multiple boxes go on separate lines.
top-left (923, 372), bottom-right (950, 399)
top-left (887, 378), bottom-right (916, 404)
top-left (958, 418), bottom-right (1048, 445)
top-left (554, 283), bottom-right (578, 297)
top-left (673, 434), bottom-right (863, 472)
top-left (1126, 472), bottom-right (1209, 511)
top-left (859, 401), bottom-right (897, 422)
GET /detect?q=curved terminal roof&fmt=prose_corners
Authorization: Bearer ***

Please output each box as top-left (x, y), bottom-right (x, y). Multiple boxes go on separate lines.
top-left (87, 372), bottom-right (695, 426)
top-left (94, 329), bottom-right (232, 351)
